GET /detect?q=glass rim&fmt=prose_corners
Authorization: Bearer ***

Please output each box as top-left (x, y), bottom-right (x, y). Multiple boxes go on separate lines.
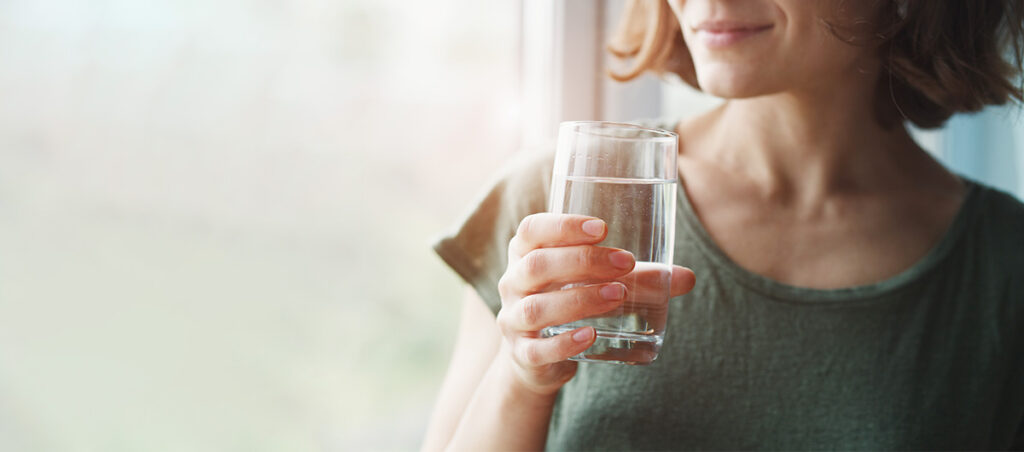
top-left (560, 120), bottom-right (678, 143)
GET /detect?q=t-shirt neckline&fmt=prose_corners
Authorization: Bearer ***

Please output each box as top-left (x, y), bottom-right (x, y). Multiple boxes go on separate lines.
top-left (674, 174), bottom-right (982, 304)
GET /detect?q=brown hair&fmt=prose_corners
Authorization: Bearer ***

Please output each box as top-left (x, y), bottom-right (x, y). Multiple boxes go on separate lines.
top-left (608, 0), bottom-right (1024, 129)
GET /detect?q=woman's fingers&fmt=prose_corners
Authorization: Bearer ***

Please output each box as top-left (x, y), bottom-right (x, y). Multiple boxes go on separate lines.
top-left (512, 327), bottom-right (596, 367)
top-left (670, 265), bottom-right (696, 297)
top-left (508, 213), bottom-right (607, 260)
top-left (499, 283), bottom-right (627, 332)
top-left (608, 263), bottom-right (695, 301)
top-left (500, 245), bottom-right (635, 296)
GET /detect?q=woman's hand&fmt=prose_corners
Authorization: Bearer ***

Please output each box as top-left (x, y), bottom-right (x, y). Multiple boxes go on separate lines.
top-left (495, 213), bottom-right (696, 396)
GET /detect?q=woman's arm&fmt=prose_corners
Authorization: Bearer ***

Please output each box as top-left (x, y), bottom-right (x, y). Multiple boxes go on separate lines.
top-left (420, 288), bottom-right (503, 451)
top-left (421, 288), bottom-right (558, 451)
top-left (445, 348), bottom-right (560, 451)
top-left (423, 214), bottom-right (695, 451)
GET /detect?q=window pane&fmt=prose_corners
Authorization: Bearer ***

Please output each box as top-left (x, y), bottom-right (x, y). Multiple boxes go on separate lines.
top-left (0, 0), bottom-right (520, 450)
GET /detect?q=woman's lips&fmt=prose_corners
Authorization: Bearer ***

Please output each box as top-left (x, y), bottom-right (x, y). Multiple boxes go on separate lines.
top-left (692, 23), bottom-right (774, 48)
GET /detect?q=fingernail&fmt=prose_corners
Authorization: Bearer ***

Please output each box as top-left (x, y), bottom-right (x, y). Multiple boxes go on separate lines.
top-left (599, 284), bottom-right (624, 300)
top-left (582, 219), bottom-right (604, 237)
top-left (573, 327), bottom-right (593, 342)
top-left (609, 250), bottom-right (634, 269)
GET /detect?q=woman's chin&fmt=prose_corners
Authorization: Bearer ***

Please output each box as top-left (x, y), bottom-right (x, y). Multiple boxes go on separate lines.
top-left (692, 63), bottom-right (782, 99)
top-left (694, 74), bottom-right (776, 99)
top-left (698, 82), bottom-right (770, 100)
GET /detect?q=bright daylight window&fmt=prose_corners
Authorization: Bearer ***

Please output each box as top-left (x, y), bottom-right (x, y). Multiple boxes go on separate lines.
top-left (3, 0), bottom-right (1018, 450)
top-left (0, 0), bottom-right (519, 450)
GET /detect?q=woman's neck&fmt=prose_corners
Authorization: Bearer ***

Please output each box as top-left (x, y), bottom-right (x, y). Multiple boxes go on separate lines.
top-left (687, 82), bottom-right (949, 207)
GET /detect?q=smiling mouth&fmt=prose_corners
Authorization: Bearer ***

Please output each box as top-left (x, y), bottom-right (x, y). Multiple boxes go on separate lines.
top-left (692, 23), bottom-right (774, 48)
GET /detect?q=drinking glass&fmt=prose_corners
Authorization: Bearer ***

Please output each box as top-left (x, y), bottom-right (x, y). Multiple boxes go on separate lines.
top-left (541, 121), bottom-right (678, 365)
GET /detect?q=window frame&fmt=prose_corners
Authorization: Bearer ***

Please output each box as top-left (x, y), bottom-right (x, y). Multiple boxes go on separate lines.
top-left (519, 0), bottom-right (662, 151)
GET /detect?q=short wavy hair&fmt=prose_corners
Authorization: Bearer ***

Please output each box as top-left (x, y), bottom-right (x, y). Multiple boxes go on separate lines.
top-left (608, 0), bottom-right (1024, 129)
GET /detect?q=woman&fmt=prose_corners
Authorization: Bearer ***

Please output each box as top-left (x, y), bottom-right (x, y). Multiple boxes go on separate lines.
top-left (424, 0), bottom-right (1024, 449)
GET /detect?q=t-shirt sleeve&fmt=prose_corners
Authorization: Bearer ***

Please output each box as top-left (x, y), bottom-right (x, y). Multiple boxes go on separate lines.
top-left (432, 150), bottom-right (555, 315)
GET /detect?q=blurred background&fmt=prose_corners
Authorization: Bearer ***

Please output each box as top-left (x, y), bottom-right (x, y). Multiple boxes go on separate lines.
top-left (0, 1), bottom-right (1020, 451)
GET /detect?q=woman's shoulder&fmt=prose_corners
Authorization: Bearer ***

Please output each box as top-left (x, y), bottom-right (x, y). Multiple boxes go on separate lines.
top-left (470, 147), bottom-right (555, 218)
top-left (961, 180), bottom-right (1024, 273)
top-left (432, 148), bottom-right (556, 314)
top-left (970, 181), bottom-right (1024, 236)
top-left (440, 147), bottom-right (556, 242)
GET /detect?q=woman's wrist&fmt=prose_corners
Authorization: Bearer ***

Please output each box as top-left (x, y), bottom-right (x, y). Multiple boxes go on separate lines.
top-left (445, 353), bottom-right (559, 451)
top-left (493, 350), bottom-right (565, 404)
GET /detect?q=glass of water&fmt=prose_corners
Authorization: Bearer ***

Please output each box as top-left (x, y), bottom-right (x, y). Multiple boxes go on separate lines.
top-left (541, 121), bottom-right (678, 365)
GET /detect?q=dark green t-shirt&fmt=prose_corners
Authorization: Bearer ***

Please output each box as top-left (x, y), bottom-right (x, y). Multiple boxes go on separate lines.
top-left (433, 145), bottom-right (1024, 450)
